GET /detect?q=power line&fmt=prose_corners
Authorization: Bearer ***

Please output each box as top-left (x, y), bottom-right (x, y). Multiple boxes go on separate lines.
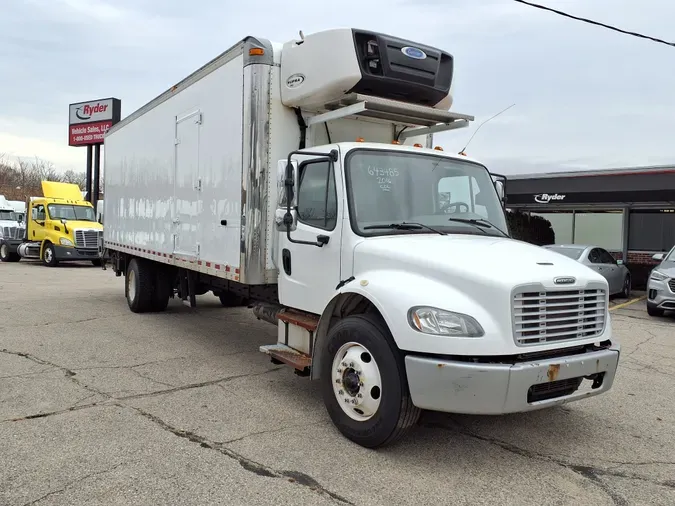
top-left (512, 0), bottom-right (675, 48)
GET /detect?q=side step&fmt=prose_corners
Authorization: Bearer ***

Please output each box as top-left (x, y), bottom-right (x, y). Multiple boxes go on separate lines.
top-left (259, 309), bottom-right (319, 377)
top-left (259, 344), bottom-right (312, 376)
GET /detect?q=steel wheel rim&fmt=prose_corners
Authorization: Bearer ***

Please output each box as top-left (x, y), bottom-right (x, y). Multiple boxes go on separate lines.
top-left (0, 243), bottom-right (7, 258)
top-left (127, 269), bottom-right (136, 301)
top-left (44, 247), bottom-right (52, 263)
top-left (331, 341), bottom-right (383, 422)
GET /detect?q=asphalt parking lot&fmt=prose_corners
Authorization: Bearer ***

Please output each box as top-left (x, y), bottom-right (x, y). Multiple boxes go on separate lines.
top-left (1, 262), bottom-right (674, 506)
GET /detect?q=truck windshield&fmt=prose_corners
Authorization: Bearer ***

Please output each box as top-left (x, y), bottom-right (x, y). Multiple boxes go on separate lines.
top-left (47, 204), bottom-right (96, 222)
top-left (345, 149), bottom-right (508, 237)
top-left (0, 210), bottom-right (18, 221)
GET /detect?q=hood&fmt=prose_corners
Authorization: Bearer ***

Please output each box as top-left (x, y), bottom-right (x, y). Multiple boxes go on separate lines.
top-left (353, 234), bottom-right (606, 289)
top-left (654, 262), bottom-right (675, 278)
top-left (61, 220), bottom-right (102, 230)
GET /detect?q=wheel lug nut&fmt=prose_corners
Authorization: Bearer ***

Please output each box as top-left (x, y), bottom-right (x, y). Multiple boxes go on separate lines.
top-left (357, 393), bottom-right (363, 398)
top-left (336, 369), bottom-right (342, 373)
top-left (338, 390), bottom-right (344, 395)
top-left (335, 379), bottom-right (341, 384)
top-left (341, 361), bottom-right (348, 367)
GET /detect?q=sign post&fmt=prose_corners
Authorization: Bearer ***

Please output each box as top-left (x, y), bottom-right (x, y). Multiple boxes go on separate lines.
top-left (68, 98), bottom-right (121, 207)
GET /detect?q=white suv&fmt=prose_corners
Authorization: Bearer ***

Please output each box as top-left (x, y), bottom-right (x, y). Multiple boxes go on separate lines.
top-left (646, 245), bottom-right (675, 317)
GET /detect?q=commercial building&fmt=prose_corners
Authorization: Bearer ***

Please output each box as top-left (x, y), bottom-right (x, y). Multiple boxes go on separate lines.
top-left (505, 164), bottom-right (675, 287)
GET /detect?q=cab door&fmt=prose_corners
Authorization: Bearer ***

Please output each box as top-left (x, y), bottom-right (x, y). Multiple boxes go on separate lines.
top-left (29, 202), bottom-right (47, 242)
top-left (276, 149), bottom-right (344, 315)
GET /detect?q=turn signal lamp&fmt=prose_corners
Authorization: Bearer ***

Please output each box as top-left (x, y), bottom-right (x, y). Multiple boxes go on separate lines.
top-left (413, 143), bottom-right (423, 148)
top-left (249, 48), bottom-right (265, 56)
top-left (434, 146), bottom-right (444, 151)
top-left (356, 137), bottom-right (365, 142)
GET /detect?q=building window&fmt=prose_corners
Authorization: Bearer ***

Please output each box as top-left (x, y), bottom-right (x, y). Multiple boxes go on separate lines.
top-left (531, 211), bottom-right (574, 244)
top-left (573, 210), bottom-right (623, 251)
top-left (628, 209), bottom-right (675, 252)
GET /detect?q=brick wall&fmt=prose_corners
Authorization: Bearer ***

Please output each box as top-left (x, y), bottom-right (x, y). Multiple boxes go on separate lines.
top-left (608, 250), bottom-right (663, 265)
top-left (608, 250), bottom-right (662, 290)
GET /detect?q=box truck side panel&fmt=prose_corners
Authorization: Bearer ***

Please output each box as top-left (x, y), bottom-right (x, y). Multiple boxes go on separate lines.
top-left (104, 53), bottom-right (245, 275)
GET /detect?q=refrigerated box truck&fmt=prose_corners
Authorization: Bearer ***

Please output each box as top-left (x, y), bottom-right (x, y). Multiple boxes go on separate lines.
top-left (100, 28), bottom-right (621, 448)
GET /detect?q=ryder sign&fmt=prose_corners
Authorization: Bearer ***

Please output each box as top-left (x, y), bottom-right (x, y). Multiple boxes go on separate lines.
top-left (68, 98), bottom-right (121, 147)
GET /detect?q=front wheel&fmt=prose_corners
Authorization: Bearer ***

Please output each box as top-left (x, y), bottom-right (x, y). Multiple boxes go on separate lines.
top-left (42, 242), bottom-right (58, 267)
top-left (620, 275), bottom-right (631, 298)
top-left (647, 303), bottom-right (664, 317)
top-left (320, 314), bottom-right (421, 448)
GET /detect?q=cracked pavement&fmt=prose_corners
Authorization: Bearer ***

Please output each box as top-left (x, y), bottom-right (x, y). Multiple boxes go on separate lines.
top-left (1, 263), bottom-right (674, 505)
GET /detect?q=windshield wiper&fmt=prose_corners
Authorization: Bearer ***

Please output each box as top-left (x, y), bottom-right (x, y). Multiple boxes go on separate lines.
top-left (446, 217), bottom-right (509, 237)
top-left (363, 222), bottom-right (446, 236)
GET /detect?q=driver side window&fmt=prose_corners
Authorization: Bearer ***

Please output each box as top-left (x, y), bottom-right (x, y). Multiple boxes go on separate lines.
top-left (296, 160), bottom-right (338, 231)
top-left (33, 204), bottom-right (46, 221)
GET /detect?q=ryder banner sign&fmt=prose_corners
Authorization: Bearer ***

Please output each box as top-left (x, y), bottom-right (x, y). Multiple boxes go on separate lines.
top-left (68, 98), bottom-right (121, 146)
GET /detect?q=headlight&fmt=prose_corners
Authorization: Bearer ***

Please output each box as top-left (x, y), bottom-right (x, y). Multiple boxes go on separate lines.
top-left (408, 306), bottom-right (484, 337)
top-left (650, 270), bottom-right (668, 282)
top-left (59, 238), bottom-right (73, 246)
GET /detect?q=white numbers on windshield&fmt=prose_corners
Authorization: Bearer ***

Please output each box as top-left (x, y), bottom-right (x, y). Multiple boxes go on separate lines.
top-left (367, 166), bottom-right (399, 192)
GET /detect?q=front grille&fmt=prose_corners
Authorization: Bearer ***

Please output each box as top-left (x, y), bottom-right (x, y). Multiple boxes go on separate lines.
top-left (513, 288), bottom-right (607, 346)
top-left (74, 229), bottom-right (99, 248)
top-left (668, 279), bottom-right (675, 293)
top-left (1, 226), bottom-right (24, 239)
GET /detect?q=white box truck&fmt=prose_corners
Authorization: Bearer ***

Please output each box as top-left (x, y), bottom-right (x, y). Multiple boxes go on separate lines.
top-left (101, 28), bottom-right (620, 448)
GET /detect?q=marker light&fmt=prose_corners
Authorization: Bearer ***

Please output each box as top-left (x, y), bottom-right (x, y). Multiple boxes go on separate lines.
top-left (249, 48), bottom-right (265, 56)
top-left (458, 151), bottom-right (467, 156)
top-left (413, 143), bottom-right (423, 148)
top-left (434, 146), bottom-right (444, 151)
top-left (391, 140), bottom-right (401, 145)
top-left (356, 137), bottom-right (365, 142)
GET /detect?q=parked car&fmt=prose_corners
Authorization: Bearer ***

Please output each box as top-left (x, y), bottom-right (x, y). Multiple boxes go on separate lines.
top-left (542, 244), bottom-right (631, 297)
top-left (646, 246), bottom-right (675, 317)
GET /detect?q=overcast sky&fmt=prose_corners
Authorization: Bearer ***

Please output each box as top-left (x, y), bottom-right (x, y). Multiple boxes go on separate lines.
top-left (1, 0), bottom-right (674, 175)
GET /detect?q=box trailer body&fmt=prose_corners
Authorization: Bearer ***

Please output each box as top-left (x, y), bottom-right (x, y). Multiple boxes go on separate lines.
top-left (102, 28), bottom-right (620, 448)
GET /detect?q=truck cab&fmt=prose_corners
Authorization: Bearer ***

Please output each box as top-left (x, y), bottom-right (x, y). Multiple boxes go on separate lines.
top-left (0, 195), bottom-right (25, 262)
top-left (18, 181), bottom-right (103, 266)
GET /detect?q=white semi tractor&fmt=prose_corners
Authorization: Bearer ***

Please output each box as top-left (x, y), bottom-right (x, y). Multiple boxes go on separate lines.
top-left (100, 28), bottom-right (620, 448)
top-left (0, 195), bottom-right (25, 262)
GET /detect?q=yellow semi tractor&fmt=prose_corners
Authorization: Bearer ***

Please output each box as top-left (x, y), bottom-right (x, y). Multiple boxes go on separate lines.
top-left (14, 181), bottom-right (103, 266)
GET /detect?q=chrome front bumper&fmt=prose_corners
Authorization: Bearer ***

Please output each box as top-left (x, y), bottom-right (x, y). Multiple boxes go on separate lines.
top-left (404, 343), bottom-right (620, 415)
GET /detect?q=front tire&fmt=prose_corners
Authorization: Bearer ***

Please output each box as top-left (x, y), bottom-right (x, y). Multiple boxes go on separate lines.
top-left (320, 313), bottom-right (421, 448)
top-left (647, 303), bottom-right (664, 317)
top-left (42, 242), bottom-right (58, 267)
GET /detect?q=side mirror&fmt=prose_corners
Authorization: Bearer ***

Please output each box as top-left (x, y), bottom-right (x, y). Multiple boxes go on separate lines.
top-left (17, 215), bottom-right (23, 223)
top-left (652, 253), bottom-right (665, 262)
top-left (494, 180), bottom-right (505, 202)
top-left (275, 159), bottom-right (298, 231)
